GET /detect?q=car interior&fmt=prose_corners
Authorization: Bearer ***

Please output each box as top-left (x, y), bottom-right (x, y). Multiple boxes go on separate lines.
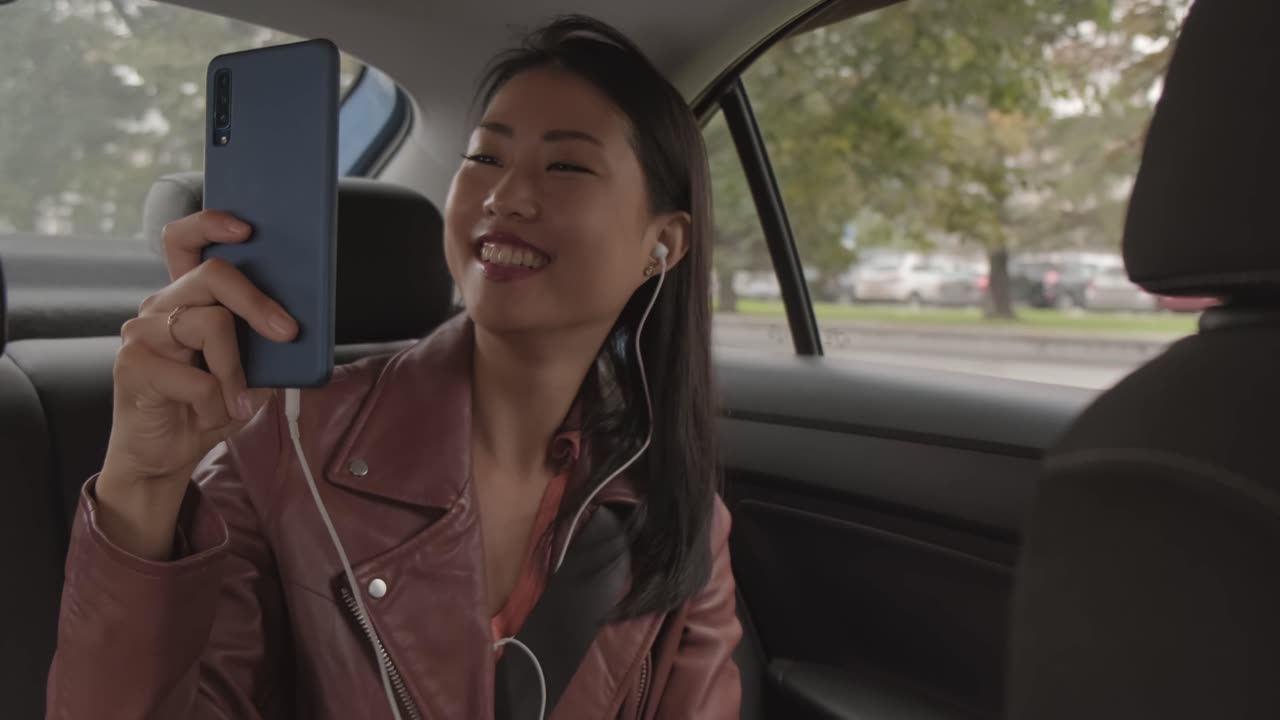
top-left (2, 0), bottom-right (1276, 719)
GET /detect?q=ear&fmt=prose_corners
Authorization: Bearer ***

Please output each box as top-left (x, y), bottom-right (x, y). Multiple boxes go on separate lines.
top-left (650, 211), bottom-right (692, 269)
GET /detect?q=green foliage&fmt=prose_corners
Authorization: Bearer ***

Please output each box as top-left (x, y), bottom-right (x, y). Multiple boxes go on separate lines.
top-left (707, 0), bottom-right (1187, 310)
top-left (3, 0), bottom-right (1186, 316)
top-left (0, 0), bottom-right (361, 237)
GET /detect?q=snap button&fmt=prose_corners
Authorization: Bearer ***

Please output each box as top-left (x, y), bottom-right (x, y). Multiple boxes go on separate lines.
top-left (368, 578), bottom-right (388, 599)
top-left (348, 458), bottom-right (369, 477)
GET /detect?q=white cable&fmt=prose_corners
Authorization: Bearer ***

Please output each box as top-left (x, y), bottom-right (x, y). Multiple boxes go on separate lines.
top-left (490, 248), bottom-right (668, 719)
top-left (493, 636), bottom-right (548, 720)
top-left (285, 388), bottom-right (404, 720)
top-left (284, 245), bottom-right (667, 719)
top-left (553, 247), bottom-right (667, 573)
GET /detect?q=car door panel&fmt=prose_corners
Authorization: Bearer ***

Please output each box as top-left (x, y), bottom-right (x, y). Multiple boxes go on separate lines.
top-left (716, 351), bottom-right (1095, 717)
top-left (768, 659), bottom-right (981, 719)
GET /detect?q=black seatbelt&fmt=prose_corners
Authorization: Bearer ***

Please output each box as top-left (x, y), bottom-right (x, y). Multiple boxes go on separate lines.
top-left (494, 505), bottom-right (632, 720)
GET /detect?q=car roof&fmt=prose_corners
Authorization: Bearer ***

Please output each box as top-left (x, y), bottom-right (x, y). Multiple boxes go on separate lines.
top-left (163, 0), bottom-right (876, 202)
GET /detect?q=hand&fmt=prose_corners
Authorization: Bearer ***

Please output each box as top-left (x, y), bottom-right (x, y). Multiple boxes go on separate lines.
top-left (96, 210), bottom-right (297, 557)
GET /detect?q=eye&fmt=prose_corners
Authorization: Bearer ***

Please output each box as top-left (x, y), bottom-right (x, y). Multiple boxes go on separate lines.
top-left (548, 161), bottom-right (593, 174)
top-left (462, 153), bottom-right (501, 166)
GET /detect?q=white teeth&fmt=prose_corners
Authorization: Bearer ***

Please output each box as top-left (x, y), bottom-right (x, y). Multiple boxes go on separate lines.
top-left (480, 242), bottom-right (547, 269)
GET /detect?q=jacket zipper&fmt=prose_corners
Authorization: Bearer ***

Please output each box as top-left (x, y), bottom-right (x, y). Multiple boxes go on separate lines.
top-left (635, 652), bottom-right (651, 718)
top-left (339, 585), bottom-right (424, 720)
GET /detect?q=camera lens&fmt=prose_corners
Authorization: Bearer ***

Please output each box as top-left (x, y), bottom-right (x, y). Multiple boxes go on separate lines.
top-left (213, 71), bottom-right (231, 129)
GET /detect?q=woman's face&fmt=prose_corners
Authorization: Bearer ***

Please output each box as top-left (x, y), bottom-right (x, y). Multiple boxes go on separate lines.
top-left (444, 66), bottom-right (683, 337)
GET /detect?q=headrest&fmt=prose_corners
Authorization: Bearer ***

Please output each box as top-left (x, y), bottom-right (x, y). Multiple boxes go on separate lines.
top-left (142, 172), bottom-right (453, 344)
top-left (1123, 0), bottom-right (1280, 300)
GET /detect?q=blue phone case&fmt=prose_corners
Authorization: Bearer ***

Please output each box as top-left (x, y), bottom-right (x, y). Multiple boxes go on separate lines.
top-left (203, 39), bottom-right (338, 388)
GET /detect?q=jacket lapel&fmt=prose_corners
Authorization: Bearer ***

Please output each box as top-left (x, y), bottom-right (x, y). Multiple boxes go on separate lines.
top-left (323, 313), bottom-right (474, 509)
top-left (319, 314), bottom-right (496, 718)
top-left (313, 312), bottom-right (654, 719)
top-left (343, 495), bottom-right (495, 720)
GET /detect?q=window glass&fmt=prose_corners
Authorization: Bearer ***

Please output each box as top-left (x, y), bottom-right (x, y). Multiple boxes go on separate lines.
top-left (728, 0), bottom-right (1196, 388)
top-left (0, 0), bottom-right (373, 246)
top-left (866, 255), bottom-right (904, 271)
top-left (704, 110), bottom-right (792, 353)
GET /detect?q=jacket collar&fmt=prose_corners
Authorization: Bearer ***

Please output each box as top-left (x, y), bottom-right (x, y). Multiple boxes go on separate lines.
top-left (324, 313), bottom-right (640, 509)
top-left (324, 313), bottom-right (474, 508)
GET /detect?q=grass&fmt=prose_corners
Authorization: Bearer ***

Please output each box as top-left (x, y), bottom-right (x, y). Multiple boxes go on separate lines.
top-left (729, 299), bottom-right (1200, 335)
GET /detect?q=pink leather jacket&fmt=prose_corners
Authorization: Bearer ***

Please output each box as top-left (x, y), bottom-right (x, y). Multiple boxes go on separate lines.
top-left (46, 315), bottom-right (742, 719)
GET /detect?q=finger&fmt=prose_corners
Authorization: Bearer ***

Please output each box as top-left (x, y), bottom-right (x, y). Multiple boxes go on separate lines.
top-left (142, 305), bottom-right (252, 421)
top-left (161, 210), bottom-right (253, 282)
top-left (200, 388), bottom-right (276, 449)
top-left (144, 258), bottom-right (298, 343)
top-left (120, 315), bottom-right (195, 365)
top-left (116, 343), bottom-right (232, 431)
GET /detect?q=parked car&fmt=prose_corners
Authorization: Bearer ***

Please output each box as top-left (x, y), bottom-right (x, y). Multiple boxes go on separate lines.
top-left (732, 270), bottom-right (782, 301)
top-left (851, 252), bottom-right (951, 306)
top-left (936, 262), bottom-right (989, 308)
top-left (834, 267), bottom-right (858, 304)
top-left (1084, 266), bottom-right (1159, 312)
top-left (1010, 259), bottom-right (1104, 310)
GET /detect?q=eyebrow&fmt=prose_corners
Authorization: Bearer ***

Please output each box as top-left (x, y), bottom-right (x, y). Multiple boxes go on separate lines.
top-left (478, 122), bottom-right (603, 148)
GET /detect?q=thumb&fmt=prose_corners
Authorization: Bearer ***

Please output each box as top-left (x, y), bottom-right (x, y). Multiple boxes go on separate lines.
top-left (246, 388), bottom-right (276, 418)
top-left (206, 388), bottom-right (278, 445)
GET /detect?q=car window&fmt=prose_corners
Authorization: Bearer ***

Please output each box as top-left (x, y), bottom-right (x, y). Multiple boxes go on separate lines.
top-left (0, 0), bottom-right (396, 269)
top-left (728, 0), bottom-right (1194, 389)
top-left (866, 255), bottom-right (905, 271)
top-left (1016, 262), bottom-right (1055, 277)
top-left (705, 109), bottom-right (792, 353)
top-left (1101, 267), bottom-right (1128, 279)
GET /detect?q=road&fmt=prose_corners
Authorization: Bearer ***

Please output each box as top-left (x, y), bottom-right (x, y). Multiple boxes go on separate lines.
top-left (819, 348), bottom-right (1133, 388)
top-left (712, 314), bottom-right (1179, 389)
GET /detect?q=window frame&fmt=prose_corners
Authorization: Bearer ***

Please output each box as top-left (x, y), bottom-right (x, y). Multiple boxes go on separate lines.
top-left (694, 0), bottom-right (900, 356)
top-left (338, 65), bottom-right (412, 177)
top-left (716, 80), bottom-right (822, 356)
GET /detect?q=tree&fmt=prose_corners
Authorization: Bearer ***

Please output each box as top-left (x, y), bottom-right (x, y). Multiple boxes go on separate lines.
top-left (708, 0), bottom-right (1186, 318)
top-left (0, 0), bottom-right (360, 238)
top-left (1015, 0), bottom-right (1183, 255)
top-left (704, 112), bottom-right (770, 312)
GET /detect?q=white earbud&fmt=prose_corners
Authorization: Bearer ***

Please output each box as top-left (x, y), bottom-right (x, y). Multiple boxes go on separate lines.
top-left (652, 242), bottom-right (669, 261)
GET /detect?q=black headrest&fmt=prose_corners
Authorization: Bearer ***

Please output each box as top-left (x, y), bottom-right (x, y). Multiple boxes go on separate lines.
top-left (1124, 0), bottom-right (1280, 300)
top-left (142, 172), bottom-right (452, 344)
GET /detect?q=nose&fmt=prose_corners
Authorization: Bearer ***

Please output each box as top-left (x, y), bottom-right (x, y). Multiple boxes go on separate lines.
top-left (483, 165), bottom-right (539, 221)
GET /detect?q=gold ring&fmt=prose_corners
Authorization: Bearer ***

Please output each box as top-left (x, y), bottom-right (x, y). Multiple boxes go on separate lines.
top-left (167, 304), bottom-right (193, 346)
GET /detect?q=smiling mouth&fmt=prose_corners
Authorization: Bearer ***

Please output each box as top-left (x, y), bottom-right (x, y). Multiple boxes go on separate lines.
top-left (477, 241), bottom-right (550, 270)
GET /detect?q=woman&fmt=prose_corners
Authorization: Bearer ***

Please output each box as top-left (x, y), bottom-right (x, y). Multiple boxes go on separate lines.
top-left (45, 15), bottom-right (741, 720)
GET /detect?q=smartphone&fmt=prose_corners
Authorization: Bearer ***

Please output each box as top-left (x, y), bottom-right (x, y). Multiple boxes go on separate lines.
top-left (203, 39), bottom-right (338, 388)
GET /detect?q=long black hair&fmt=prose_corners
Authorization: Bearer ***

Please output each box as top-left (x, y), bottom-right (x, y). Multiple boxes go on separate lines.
top-left (477, 15), bottom-right (720, 618)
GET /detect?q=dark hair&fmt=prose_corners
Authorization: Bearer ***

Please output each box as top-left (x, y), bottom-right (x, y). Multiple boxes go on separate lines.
top-left (477, 15), bottom-right (720, 617)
